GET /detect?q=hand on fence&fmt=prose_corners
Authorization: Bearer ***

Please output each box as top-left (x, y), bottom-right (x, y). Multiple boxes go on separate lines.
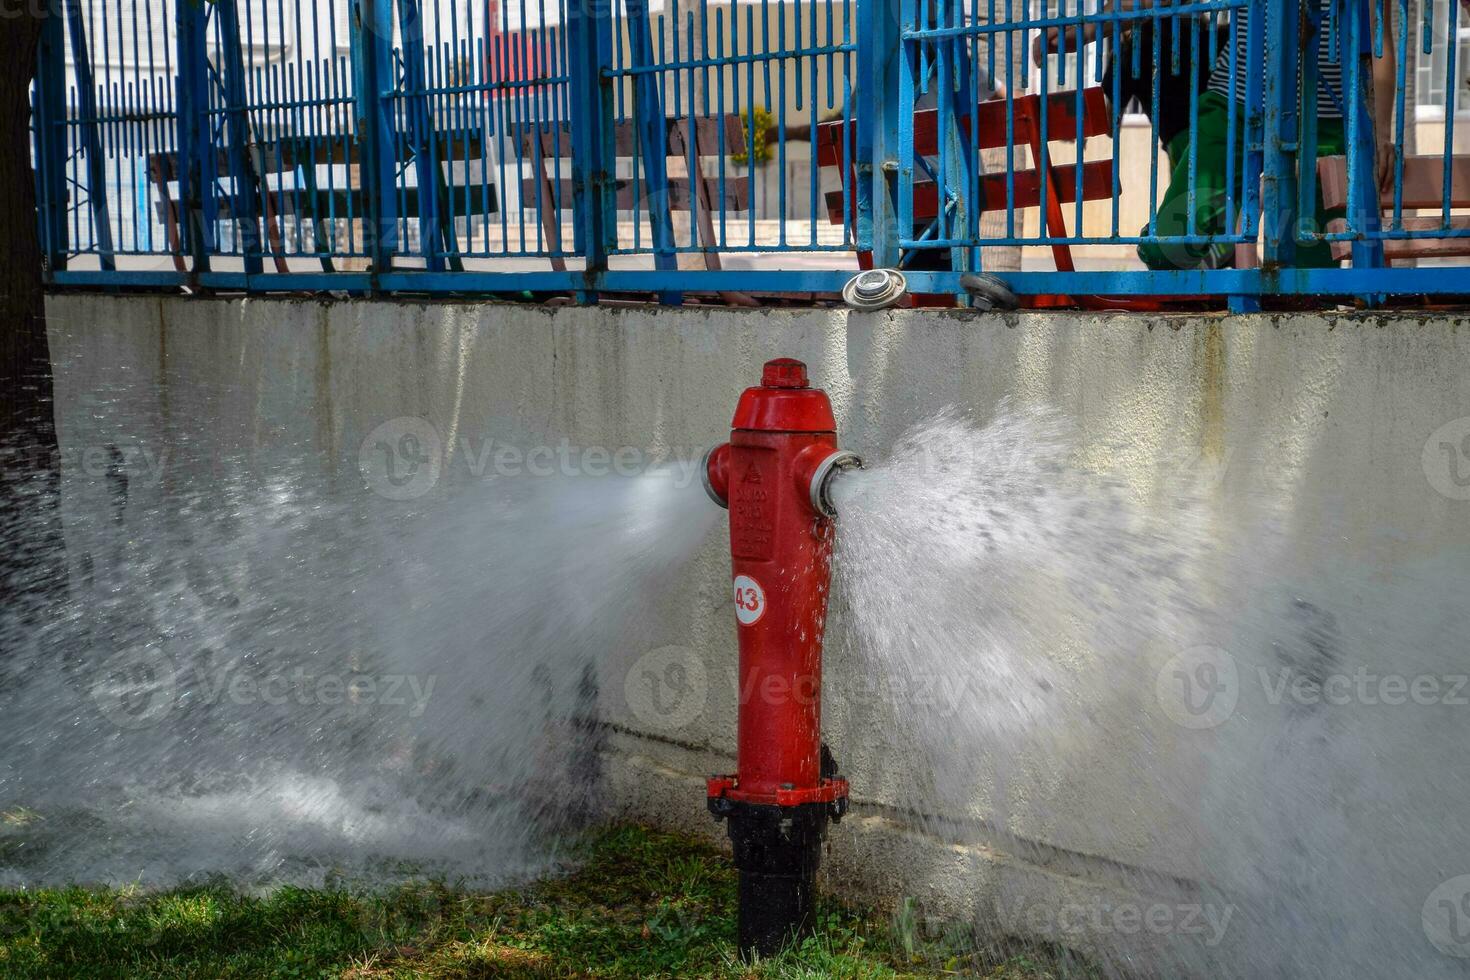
top-left (1031, 23), bottom-right (1100, 66)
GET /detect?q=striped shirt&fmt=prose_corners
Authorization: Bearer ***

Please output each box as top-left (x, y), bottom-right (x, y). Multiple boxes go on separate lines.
top-left (1206, 5), bottom-right (1345, 119)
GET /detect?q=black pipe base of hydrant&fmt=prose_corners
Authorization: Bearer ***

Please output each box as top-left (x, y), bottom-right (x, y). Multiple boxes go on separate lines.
top-left (738, 865), bottom-right (816, 958)
top-left (708, 799), bottom-right (839, 960)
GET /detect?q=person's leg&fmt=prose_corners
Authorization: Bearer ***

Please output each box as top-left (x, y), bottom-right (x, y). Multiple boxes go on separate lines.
top-left (1137, 91), bottom-right (1238, 270)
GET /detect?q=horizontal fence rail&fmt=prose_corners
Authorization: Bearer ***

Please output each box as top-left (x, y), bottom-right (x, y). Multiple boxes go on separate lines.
top-left (27, 0), bottom-right (1470, 305)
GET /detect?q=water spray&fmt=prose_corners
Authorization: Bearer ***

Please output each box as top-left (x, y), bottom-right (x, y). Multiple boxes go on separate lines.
top-left (701, 358), bottom-right (860, 959)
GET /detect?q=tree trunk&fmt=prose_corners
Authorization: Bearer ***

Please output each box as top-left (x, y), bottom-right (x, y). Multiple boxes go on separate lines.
top-left (0, 7), bottom-right (67, 617)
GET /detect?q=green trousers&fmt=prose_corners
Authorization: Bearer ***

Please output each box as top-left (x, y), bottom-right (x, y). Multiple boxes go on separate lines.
top-left (1137, 91), bottom-right (1345, 270)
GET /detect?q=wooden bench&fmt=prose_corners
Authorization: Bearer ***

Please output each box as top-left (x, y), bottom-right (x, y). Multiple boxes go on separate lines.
top-left (518, 114), bottom-right (750, 272)
top-left (816, 87), bottom-right (1114, 303)
top-left (179, 138), bottom-right (366, 274)
top-left (149, 131), bottom-right (498, 272)
top-left (1318, 154), bottom-right (1470, 263)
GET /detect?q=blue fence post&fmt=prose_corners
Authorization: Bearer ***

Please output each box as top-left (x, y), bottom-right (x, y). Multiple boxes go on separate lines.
top-left (32, 0), bottom-right (68, 276)
top-left (176, 0), bottom-right (211, 275)
top-left (1252, 0), bottom-right (1299, 279)
top-left (395, 0), bottom-right (445, 273)
top-left (1341, 0), bottom-right (1385, 276)
top-left (567, 0), bottom-right (613, 302)
top-left (1239, 0), bottom-right (1280, 311)
top-left (64, 0), bottom-right (115, 272)
top-left (942, 0), bottom-right (977, 288)
top-left (215, 0), bottom-right (264, 276)
top-left (351, 0), bottom-right (401, 285)
top-left (624, 0), bottom-right (680, 303)
top-left (861, 0), bottom-right (905, 268)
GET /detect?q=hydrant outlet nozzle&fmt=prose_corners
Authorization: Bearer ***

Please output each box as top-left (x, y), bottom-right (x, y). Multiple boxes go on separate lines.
top-left (807, 449), bottom-right (862, 518)
top-left (702, 442), bottom-right (731, 508)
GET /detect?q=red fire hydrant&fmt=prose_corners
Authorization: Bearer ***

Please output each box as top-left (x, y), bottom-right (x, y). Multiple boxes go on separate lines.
top-left (701, 357), bottom-right (860, 958)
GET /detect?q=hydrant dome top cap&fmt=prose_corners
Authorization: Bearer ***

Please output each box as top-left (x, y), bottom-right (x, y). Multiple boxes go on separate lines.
top-left (761, 358), bottom-right (809, 389)
top-left (733, 358), bottom-right (836, 432)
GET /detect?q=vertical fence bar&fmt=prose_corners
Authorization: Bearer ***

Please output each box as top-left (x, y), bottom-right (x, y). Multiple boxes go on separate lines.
top-left (1254, 0), bottom-right (1292, 310)
top-left (625, 0), bottom-right (679, 301)
top-left (66, 0), bottom-right (115, 271)
top-left (1240, 0), bottom-right (1283, 308)
top-left (216, 0), bottom-right (264, 276)
top-left (177, 0), bottom-right (211, 274)
top-left (568, 0), bottom-right (613, 300)
top-left (1341, 0), bottom-right (1384, 273)
top-left (1256, 0), bottom-right (1282, 259)
top-left (861, 0), bottom-right (905, 267)
top-left (352, 0), bottom-right (401, 281)
top-left (396, 0), bottom-right (445, 272)
top-left (1298, 0), bottom-right (1322, 263)
top-left (943, 0), bottom-right (975, 283)
top-left (896, 0), bottom-right (916, 262)
top-left (33, 1), bottom-right (69, 276)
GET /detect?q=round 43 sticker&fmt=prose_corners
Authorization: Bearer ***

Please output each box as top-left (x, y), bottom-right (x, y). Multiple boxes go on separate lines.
top-left (732, 574), bottom-right (766, 626)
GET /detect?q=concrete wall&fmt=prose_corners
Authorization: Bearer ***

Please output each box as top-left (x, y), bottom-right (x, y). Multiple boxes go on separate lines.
top-left (41, 294), bottom-right (1470, 974)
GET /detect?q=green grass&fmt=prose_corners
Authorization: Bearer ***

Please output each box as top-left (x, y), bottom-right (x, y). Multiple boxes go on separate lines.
top-left (0, 824), bottom-right (1099, 979)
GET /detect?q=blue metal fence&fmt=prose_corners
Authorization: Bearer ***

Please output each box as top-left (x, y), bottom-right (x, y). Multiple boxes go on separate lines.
top-left (28, 0), bottom-right (1470, 305)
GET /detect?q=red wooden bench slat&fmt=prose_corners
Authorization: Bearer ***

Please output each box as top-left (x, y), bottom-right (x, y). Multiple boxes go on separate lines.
top-left (916, 88), bottom-right (1111, 156)
top-left (1325, 215), bottom-right (1470, 261)
top-left (523, 176), bottom-right (751, 212)
top-left (825, 159), bottom-right (1113, 224)
top-left (813, 119), bottom-right (848, 168)
top-left (154, 131), bottom-right (489, 174)
top-left (1319, 155), bottom-right (1470, 212)
top-left (1319, 155), bottom-right (1470, 261)
top-left (522, 115), bottom-right (746, 157)
top-left (815, 89), bottom-right (1111, 166)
